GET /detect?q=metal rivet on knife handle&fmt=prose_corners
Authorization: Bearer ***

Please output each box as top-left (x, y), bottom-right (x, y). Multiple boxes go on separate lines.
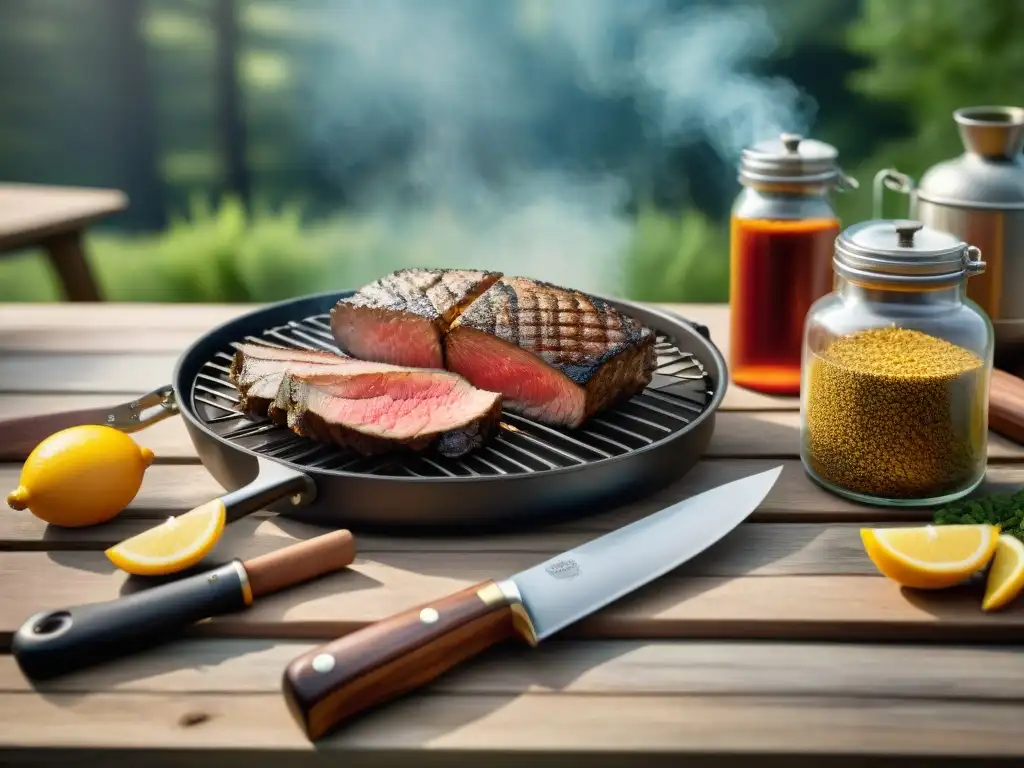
top-left (419, 608), bottom-right (439, 624)
top-left (311, 654), bottom-right (335, 674)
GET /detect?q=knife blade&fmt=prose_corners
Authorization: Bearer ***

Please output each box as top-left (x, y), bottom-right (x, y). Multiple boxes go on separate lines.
top-left (282, 465), bottom-right (783, 740)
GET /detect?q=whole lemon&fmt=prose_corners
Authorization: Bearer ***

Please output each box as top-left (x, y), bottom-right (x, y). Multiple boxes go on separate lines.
top-left (6, 425), bottom-right (155, 527)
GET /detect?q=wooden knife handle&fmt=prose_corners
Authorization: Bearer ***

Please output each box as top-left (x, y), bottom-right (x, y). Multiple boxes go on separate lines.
top-left (990, 368), bottom-right (1024, 445)
top-left (282, 580), bottom-right (536, 740)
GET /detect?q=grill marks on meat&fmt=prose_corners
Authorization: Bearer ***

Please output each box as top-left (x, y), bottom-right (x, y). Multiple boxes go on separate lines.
top-left (227, 343), bottom-right (501, 458)
top-left (230, 269), bottom-right (657, 460)
top-left (444, 277), bottom-right (656, 428)
top-left (330, 268), bottom-right (502, 369)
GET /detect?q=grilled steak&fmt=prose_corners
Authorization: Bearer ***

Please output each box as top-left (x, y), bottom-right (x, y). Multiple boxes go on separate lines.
top-left (229, 343), bottom-right (350, 416)
top-left (330, 268), bottom-right (502, 369)
top-left (444, 276), bottom-right (656, 428)
top-left (270, 365), bottom-right (502, 457)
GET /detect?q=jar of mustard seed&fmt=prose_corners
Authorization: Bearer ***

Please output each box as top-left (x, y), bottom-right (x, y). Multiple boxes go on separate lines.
top-left (799, 219), bottom-right (993, 507)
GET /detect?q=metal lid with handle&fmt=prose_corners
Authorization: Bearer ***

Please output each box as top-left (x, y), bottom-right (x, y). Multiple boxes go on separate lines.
top-left (739, 132), bottom-right (858, 189)
top-left (873, 105), bottom-right (1024, 216)
top-left (834, 218), bottom-right (986, 285)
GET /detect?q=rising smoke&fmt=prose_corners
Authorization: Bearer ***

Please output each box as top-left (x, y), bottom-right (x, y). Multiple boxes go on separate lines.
top-left (302, 0), bottom-right (815, 292)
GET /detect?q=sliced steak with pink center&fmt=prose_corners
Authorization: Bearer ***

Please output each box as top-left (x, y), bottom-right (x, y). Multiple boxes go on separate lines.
top-left (330, 268), bottom-right (502, 369)
top-left (229, 343), bottom-right (352, 416)
top-left (444, 276), bottom-right (656, 428)
top-left (272, 364), bottom-right (502, 457)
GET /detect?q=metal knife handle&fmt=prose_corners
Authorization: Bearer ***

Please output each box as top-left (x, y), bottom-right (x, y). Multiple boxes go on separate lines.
top-left (12, 560), bottom-right (251, 681)
top-left (282, 579), bottom-right (537, 741)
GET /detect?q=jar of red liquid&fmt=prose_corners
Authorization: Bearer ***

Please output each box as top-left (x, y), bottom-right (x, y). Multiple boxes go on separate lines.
top-left (729, 133), bottom-right (857, 396)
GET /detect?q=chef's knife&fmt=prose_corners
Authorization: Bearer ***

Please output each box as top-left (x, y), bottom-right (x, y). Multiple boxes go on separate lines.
top-left (282, 466), bottom-right (783, 740)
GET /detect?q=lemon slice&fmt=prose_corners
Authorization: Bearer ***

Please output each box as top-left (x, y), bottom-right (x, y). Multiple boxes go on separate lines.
top-left (105, 499), bottom-right (226, 576)
top-left (860, 524), bottom-right (999, 589)
top-left (982, 534), bottom-right (1024, 612)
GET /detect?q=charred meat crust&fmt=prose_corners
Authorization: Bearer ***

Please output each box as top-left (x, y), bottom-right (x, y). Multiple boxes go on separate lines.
top-left (449, 275), bottom-right (656, 385)
top-left (228, 343), bottom-right (346, 416)
top-left (331, 267), bottom-right (503, 329)
top-left (579, 339), bottom-right (657, 418)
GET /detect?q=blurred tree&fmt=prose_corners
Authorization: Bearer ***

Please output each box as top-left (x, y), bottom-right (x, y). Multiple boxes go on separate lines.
top-left (214, 0), bottom-right (251, 209)
top-left (847, 0), bottom-right (1024, 171)
top-left (106, 0), bottom-right (166, 230)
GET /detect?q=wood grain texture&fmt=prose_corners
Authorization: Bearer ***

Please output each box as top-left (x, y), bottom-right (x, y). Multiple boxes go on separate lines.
top-left (0, 302), bottom-right (247, 331)
top-left (0, 692), bottom-right (1022, 764)
top-left (4, 460), bottom-right (1024, 551)
top-left (0, 396), bottom-right (194, 461)
top-left (0, 405), bottom-right (132, 461)
top-left (2, 639), bottom-right (1024, 763)
top-left (990, 368), bottom-right (1024, 446)
top-left (3, 301), bottom-right (1024, 763)
top-left (6, 637), bottom-right (1024, 702)
top-left (284, 580), bottom-right (520, 740)
top-left (0, 517), bottom-right (923, 577)
top-left (1, 541), bottom-right (1022, 644)
top-left (0, 184), bottom-right (126, 251)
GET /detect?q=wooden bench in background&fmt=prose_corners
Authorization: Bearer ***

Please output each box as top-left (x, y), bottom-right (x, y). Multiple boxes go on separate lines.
top-left (0, 183), bottom-right (127, 302)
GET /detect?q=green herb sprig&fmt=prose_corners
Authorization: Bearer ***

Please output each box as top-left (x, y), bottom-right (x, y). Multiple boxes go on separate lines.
top-left (932, 488), bottom-right (1024, 542)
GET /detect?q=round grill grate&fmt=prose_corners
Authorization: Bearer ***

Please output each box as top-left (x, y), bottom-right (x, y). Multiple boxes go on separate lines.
top-left (190, 310), bottom-right (714, 479)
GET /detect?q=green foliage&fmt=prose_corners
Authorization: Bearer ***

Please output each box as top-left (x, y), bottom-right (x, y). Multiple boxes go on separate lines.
top-left (845, 0), bottom-right (1024, 194)
top-left (3, 0), bottom-right (1021, 308)
top-left (0, 197), bottom-right (728, 304)
top-left (933, 489), bottom-right (1024, 543)
top-left (624, 206), bottom-right (729, 303)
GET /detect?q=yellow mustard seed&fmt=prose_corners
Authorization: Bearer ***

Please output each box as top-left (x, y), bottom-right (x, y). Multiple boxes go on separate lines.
top-left (804, 327), bottom-right (986, 500)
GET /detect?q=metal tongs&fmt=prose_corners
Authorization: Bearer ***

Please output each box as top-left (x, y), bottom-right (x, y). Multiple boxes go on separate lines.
top-left (0, 385), bottom-right (181, 461)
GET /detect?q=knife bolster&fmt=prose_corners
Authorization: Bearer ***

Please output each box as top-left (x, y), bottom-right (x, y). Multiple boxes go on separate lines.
top-left (282, 579), bottom-right (535, 741)
top-left (477, 578), bottom-right (539, 646)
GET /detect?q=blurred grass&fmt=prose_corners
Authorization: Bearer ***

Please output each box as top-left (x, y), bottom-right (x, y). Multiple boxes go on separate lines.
top-left (0, 197), bottom-right (731, 304)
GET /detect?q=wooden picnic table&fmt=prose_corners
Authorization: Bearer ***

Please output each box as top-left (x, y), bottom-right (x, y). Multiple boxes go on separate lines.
top-left (0, 183), bottom-right (127, 302)
top-left (1, 301), bottom-right (1023, 766)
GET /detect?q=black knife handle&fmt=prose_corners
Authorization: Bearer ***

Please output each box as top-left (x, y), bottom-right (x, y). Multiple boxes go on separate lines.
top-left (12, 561), bottom-right (251, 681)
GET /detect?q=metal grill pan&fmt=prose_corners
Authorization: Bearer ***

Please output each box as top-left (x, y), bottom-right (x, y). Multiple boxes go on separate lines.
top-left (170, 290), bottom-right (726, 532)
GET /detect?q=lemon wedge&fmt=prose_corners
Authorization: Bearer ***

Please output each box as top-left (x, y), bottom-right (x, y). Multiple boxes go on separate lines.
top-left (861, 524), bottom-right (999, 589)
top-left (105, 499), bottom-right (226, 576)
top-left (982, 534), bottom-right (1024, 612)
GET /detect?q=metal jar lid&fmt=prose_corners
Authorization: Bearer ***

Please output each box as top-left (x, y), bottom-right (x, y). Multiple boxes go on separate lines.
top-left (834, 219), bottom-right (986, 286)
top-left (739, 132), bottom-right (856, 187)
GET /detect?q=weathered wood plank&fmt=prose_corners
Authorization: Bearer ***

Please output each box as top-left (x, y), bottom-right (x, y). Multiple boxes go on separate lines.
top-left (0, 327), bottom-right (209, 353)
top-left (0, 396), bottom-right (197, 461)
top-left (4, 460), bottom-right (1024, 552)
top-left (0, 516), bottom-right (887, 576)
top-left (0, 540), bottom-right (1020, 644)
top-left (0, 303), bottom-right (249, 331)
top-left (5, 638), bottom-right (1024, 702)
top-left (6, 459), bottom-right (1023, 548)
top-left (3, 394), bottom-right (1021, 461)
top-left (0, 690), bottom-right (1021, 763)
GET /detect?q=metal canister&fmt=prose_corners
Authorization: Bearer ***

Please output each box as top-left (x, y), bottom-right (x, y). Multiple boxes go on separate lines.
top-left (874, 106), bottom-right (1024, 360)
